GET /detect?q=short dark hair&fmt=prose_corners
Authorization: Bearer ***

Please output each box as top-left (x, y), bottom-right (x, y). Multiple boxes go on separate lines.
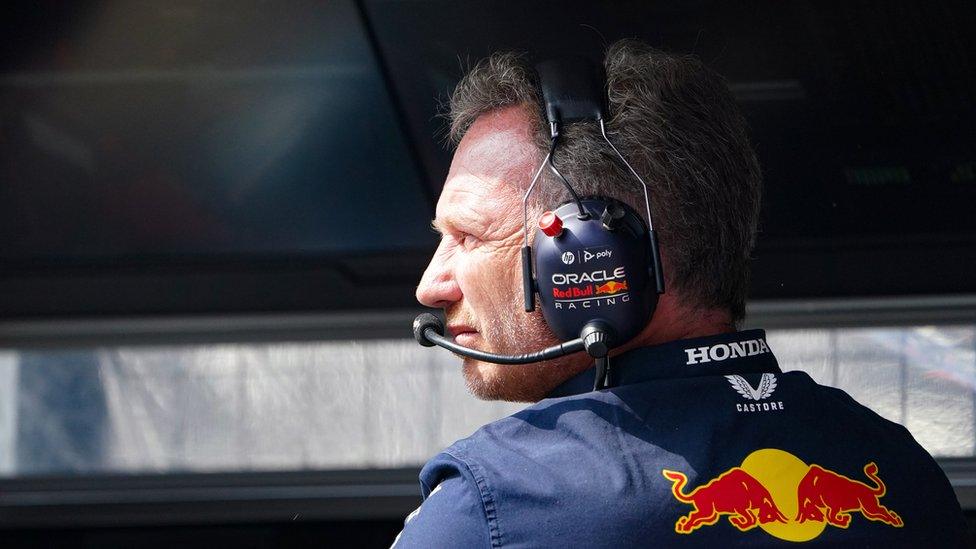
top-left (447, 39), bottom-right (762, 323)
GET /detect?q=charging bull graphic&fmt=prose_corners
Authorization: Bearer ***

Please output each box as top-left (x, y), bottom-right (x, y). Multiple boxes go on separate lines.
top-left (664, 449), bottom-right (903, 542)
top-left (662, 468), bottom-right (788, 533)
top-left (594, 280), bottom-right (628, 295)
top-left (795, 462), bottom-right (903, 528)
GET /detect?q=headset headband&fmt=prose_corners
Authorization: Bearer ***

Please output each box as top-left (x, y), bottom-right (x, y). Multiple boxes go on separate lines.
top-left (535, 57), bottom-right (607, 134)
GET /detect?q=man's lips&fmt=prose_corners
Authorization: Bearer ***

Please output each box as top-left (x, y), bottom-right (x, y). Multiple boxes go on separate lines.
top-left (447, 325), bottom-right (478, 338)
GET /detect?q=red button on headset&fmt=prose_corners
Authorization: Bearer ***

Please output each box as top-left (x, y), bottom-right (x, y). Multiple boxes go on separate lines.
top-left (539, 211), bottom-right (563, 237)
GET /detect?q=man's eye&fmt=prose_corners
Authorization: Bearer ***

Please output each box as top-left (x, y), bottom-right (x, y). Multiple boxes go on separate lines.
top-left (459, 233), bottom-right (479, 248)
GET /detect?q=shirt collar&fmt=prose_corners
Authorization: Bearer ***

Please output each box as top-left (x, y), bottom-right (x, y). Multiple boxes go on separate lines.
top-left (548, 329), bottom-right (781, 399)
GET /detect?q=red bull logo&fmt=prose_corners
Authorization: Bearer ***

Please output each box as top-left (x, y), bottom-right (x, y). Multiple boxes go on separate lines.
top-left (594, 280), bottom-right (628, 295)
top-left (662, 467), bottom-right (787, 533)
top-left (663, 449), bottom-right (903, 541)
top-left (795, 462), bottom-right (902, 528)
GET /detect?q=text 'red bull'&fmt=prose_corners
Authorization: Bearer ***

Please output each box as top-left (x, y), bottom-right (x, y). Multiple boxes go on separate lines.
top-left (662, 468), bottom-right (788, 534)
top-left (552, 285), bottom-right (593, 299)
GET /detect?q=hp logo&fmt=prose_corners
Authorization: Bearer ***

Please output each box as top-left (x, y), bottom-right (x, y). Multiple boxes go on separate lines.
top-left (560, 252), bottom-right (576, 265)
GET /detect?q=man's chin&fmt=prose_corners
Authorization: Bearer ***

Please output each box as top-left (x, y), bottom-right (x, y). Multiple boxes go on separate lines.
top-left (461, 358), bottom-right (536, 402)
top-left (460, 355), bottom-right (584, 403)
top-left (447, 324), bottom-right (584, 402)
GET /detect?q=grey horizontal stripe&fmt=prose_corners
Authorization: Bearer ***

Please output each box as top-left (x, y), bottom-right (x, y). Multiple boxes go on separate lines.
top-left (0, 482), bottom-right (419, 507)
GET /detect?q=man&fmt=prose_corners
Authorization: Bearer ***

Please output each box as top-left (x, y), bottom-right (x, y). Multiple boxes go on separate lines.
top-left (396, 40), bottom-right (968, 547)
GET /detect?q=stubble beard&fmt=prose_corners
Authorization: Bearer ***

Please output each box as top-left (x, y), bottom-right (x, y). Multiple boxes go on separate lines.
top-left (458, 293), bottom-right (584, 402)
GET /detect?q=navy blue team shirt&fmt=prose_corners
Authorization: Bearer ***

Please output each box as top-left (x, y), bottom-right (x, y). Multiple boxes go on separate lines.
top-left (393, 329), bottom-right (968, 547)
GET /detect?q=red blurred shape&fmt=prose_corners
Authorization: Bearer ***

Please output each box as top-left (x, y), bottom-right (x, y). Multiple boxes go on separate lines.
top-left (664, 468), bottom-right (788, 534)
top-left (795, 462), bottom-right (903, 528)
top-left (539, 211), bottom-right (563, 237)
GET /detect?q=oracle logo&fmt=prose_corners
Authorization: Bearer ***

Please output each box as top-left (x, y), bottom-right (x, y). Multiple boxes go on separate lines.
top-left (551, 267), bottom-right (626, 285)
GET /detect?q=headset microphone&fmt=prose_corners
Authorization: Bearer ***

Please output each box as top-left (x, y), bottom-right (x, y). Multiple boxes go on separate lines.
top-left (413, 55), bottom-right (665, 391)
top-left (412, 313), bottom-right (612, 365)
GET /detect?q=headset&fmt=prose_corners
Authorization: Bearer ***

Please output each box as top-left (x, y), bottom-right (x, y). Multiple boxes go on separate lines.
top-left (414, 56), bottom-right (665, 390)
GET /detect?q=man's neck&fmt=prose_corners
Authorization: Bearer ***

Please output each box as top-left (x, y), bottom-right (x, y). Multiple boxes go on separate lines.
top-left (529, 295), bottom-right (736, 401)
top-left (610, 295), bottom-right (735, 358)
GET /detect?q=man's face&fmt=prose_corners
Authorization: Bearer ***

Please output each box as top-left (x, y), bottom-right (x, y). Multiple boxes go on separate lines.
top-left (415, 105), bottom-right (587, 401)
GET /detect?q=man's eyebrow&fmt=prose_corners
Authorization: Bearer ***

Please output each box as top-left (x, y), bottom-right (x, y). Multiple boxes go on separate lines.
top-left (430, 218), bottom-right (450, 235)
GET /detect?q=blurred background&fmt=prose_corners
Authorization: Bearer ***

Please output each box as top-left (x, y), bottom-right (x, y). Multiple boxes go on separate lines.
top-left (1, 0), bottom-right (974, 546)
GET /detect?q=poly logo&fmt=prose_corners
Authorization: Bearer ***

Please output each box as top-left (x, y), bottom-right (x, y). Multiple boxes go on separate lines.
top-left (662, 449), bottom-right (902, 542)
top-left (582, 247), bottom-right (612, 263)
top-left (560, 252), bottom-right (575, 265)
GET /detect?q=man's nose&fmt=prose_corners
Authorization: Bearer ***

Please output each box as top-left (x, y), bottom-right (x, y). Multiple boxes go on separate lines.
top-left (416, 254), bottom-right (462, 309)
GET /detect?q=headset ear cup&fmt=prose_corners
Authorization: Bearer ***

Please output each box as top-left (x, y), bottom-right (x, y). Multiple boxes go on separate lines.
top-left (532, 197), bottom-right (657, 344)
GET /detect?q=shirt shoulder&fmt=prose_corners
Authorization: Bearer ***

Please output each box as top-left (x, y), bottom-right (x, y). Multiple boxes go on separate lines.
top-left (416, 392), bottom-right (680, 547)
top-left (449, 389), bottom-right (652, 472)
top-left (393, 450), bottom-right (495, 548)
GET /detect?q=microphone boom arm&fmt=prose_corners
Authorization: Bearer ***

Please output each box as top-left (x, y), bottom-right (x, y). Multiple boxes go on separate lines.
top-left (422, 328), bottom-right (585, 364)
